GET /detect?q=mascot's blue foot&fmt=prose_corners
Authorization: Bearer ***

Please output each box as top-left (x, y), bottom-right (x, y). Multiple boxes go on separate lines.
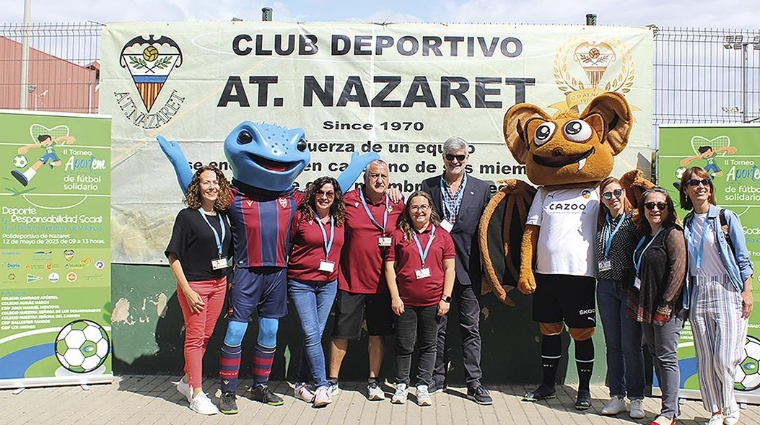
top-left (11, 170), bottom-right (28, 186)
top-left (522, 385), bottom-right (556, 402)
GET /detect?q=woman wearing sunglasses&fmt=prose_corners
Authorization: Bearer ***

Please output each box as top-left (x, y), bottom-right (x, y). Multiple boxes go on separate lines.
top-left (595, 177), bottom-right (646, 419)
top-left (679, 167), bottom-right (753, 425)
top-left (288, 176), bottom-right (346, 408)
top-left (629, 187), bottom-right (687, 425)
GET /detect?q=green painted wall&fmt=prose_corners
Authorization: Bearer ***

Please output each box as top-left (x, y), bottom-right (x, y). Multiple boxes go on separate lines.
top-left (111, 264), bottom-right (610, 385)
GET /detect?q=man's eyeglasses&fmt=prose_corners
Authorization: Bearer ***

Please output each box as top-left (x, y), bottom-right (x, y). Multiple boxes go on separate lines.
top-left (687, 178), bottom-right (711, 187)
top-left (316, 189), bottom-right (335, 198)
top-left (644, 202), bottom-right (668, 211)
top-left (409, 204), bottom-right (430, 212)
top-left (602, 188), bottom-right (623, 200)
top-left (445, 153), bottom-right (466, 162)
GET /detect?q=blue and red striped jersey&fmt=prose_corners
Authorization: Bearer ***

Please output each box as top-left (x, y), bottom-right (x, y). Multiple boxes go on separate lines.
top-left (228, 179), bottom-right (304, 268)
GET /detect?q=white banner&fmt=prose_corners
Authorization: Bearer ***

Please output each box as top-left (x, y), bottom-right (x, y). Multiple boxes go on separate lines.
top-left (100, 21), bottom-right (654, 264)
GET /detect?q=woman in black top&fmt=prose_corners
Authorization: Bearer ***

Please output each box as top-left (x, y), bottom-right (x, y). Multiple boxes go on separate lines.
top-left (166, 166), bottom-right (232, 415)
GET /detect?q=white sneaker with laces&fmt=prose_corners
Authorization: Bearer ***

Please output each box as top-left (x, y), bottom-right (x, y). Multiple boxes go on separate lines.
top-left (416, 385), bottom-right (432, 406)
top-left (723, 404), bottom-right (740, 425)
top-left (601, 396), bottom-right (626, 415)
top-left (190, 392), bottom-right (219, 415)
top-left (176, 378), bottom-right (192, 403)
top-left (367, 382), bottom-right (385, 401)
top-left (706, 414), bottom-right (724, 425)
top-left (294, 383), bottom-right (315, 403)
top-left (629, 399), bottom-right (645, 419)
top-left (313, 386), bottom-right (333, 407)
top-left (391, 383), bottom-right (408, 404)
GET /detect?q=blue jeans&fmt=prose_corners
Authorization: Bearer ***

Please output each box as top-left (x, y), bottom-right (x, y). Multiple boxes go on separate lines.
top-left (597, 279), bottom-right (645, 399)
top-left (288, 278), bottom-right (338, 388)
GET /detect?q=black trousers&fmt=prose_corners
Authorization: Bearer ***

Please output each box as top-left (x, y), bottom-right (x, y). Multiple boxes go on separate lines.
top-left (394, 304), bottom-right (440, 386)
top-left (433, 283), bottom-right (483, 388)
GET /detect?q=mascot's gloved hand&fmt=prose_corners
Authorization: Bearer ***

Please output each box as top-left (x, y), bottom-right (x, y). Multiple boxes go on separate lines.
top-left (157, 135), bottom-right (193, 195)
top-left (337, 151), bottom-right (380, 193)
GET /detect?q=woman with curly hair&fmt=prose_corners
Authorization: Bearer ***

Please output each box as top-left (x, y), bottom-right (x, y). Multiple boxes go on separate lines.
top-left (166, 165), bottom-right (233, 415)
top-left (289, 176), bottom-right (346, 407)
top-left (385, 191), bottom-right (456, 406)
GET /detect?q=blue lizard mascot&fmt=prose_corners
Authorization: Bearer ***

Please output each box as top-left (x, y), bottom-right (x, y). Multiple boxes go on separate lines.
top-left (159, 121), bottom-right (377, 413)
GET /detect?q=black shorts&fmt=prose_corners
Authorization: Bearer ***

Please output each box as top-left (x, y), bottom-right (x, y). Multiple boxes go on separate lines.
top-left (532, 273), bottom-right (596, 328)
top-left (332, 290), bottom-right (394, 339)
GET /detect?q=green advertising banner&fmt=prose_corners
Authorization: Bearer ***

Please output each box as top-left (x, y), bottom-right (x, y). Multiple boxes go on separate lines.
top-left (658, 124), bottom-right (760, 404)
top-left (0, 110), bottom-right (112, 389)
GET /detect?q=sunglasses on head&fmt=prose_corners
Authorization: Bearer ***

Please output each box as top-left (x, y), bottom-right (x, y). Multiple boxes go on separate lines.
top-left (644, 202), bottom-right (668, 211)
top-left (445, 153), bottom-right (466, 162)
top-left (687, 178), bottom-right (711, 187)
top-left (602, 188), bottom-right (623, 200)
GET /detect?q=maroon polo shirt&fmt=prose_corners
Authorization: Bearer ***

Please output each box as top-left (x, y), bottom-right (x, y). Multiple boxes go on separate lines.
top-left (386, 225), bottom-right (455, 307)
top-left (288, 210), bottom-right (345, 282)
top-left (338, 188), bottom-right (404, 294)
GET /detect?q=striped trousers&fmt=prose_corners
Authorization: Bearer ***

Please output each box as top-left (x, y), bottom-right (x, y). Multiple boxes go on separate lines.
top-left (690, 275), bottom-right (747, 414)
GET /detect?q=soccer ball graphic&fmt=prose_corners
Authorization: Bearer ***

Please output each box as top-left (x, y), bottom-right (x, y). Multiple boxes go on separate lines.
top-left (674, 167), bottom-right (687, 180)
top-left (13, 155), bottom-right (28, 168)
top-left (143, 45), bottom-right (159, 62)
top-left (735, 335), bottom-right (760, 391)
top-left (54, 319), bottom-right (110, 373)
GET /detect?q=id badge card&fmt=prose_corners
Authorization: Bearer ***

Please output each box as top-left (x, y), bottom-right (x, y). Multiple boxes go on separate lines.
top-left (415, 267), bottom-right (431, 279)
top-left (212, 257), bottom-right (229, 270)
top-left (319, 260), bottom-right (335, 273)
top-left (440, 219), bottom-right (453, 232)
top-left (378, 237), bottom-right (392, 246)
top-left (633, 276), bottom-right (641, 290)
top-left (598, 259), bottom-right (612, 272)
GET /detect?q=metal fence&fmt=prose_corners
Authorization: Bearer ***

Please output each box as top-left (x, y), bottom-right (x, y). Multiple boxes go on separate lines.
top-left (1, 22), bottom-right (759, 124)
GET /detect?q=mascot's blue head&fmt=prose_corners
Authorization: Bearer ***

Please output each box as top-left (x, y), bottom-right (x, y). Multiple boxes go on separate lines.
top-left (223, 121), bottom-right (311, 192)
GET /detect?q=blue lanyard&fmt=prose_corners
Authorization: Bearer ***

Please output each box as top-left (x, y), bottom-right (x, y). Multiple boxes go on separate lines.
top-left (439, 174), bottom-right (467, 222)
top-left (603, 212), bottom-right (626, 259)
top-left (688, 215), bottom-right (710, 271)
top-left (633, 227), bottom-right (664, 276)
top-left (198, 209), bottom-right (225, 258)
top-left (360, 188), bottom-right (389, 235)
top-left (412, 224), bottom-right (436, 266)
top-left (315, 215), bottom-right (335, 258)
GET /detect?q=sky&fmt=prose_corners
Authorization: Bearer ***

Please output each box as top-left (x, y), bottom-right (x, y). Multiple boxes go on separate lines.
top-left (0, 0), bottom-right (758, 29)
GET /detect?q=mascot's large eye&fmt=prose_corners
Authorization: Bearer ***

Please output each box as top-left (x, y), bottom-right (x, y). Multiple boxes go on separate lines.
top-left (297, 138), bottom-right (307, 152)
top-left (533, 122), bottom-right (556, 146)
top-left (563, 120), bottom-right (592, 142)
top-left (237, 130), bottom-right (253, 144)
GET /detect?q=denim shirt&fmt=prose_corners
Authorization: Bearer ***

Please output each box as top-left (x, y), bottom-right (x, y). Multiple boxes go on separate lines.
top-left (682, 205), bottom-right (754, 305)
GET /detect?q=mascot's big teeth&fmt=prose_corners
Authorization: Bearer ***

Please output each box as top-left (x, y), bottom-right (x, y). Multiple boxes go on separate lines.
top-left (578, 158), bottom-right (587, 171)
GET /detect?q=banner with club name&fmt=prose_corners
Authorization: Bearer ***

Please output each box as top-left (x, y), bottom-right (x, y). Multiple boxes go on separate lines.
top-left (100, 21), bottom-right (654, 264)
top-left (658, 124), bottom-right (760, 403)
top-left (0, 110), bottom-right (112, 389)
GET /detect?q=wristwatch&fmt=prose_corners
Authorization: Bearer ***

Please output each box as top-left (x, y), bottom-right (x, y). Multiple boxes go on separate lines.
top-left (440, 295), bottom-right (452, 303)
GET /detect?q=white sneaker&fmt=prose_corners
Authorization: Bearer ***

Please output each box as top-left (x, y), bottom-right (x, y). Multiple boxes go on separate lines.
top-left (294, 383), bottom-right (315, 403)
top-left (327, 380), bottom-right (341, 397)
top-left (629, 399), bottom-right (645, 419)
top-left (416, 385), bottom-right (432, 406)
top-left (706, 414), bottom-right (724, 425)
top-left (367, 381), bottom-right (385, 401)
top-left (313, 386), bottom-right (333, 408)
top-left (190, 392), bottom-right (219, 415)
top-left (601, 396), bottom-right (626, 415)
top-left (176, 378), bottom-right (192, 403)
top-left (391, 383), bottom-right (408, 404)
top-left (723, 406), bottom-right (740, 425)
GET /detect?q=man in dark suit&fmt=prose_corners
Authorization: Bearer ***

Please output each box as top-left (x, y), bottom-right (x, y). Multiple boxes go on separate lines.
top-left (420, 136), bottom-right (492, 405)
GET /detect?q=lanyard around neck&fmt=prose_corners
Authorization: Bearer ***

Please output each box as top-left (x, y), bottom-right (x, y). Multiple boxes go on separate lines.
top-left (360, 188), bottom-right (389, 235)
top-left (603, 212), bottom-right (626, 259)
top-left (198, 209), bottom-right (225, 258)
top-left (412, 224), bottom-right (436, 266)
top-left (315, 215), bottom-right (335, 257)
top-left (633, 226), bottom-right (664, 276)
top-left (439, 174), bottom-right (467, 221)
top-left (688, 215), bottom-right (710, 271)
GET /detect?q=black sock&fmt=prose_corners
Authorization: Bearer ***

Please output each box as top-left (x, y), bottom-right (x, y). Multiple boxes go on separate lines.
top-left (575, 338), bottom-right (594, 393)
top-left (541, 334), bottom-right (562, 389)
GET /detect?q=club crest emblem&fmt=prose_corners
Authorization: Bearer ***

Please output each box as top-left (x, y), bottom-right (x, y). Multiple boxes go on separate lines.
top-left (278, 197), bottom-right (289, 208)
top-left (119, 35), bottom-right (183, 112)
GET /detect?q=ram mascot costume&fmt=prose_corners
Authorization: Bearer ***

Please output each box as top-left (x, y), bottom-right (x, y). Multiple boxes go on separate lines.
top-left (479, 92), bottom-right (650, 408)
top-left (158, 122), bottom-right (375, 412)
